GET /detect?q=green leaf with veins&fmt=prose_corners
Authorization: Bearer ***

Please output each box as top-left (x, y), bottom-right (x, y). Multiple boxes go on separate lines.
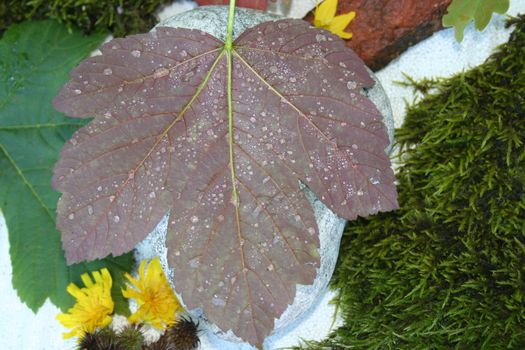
top-left (443, 0), bottom-right (510, 42)
top-left (0, 20), bottom-right (133, 314)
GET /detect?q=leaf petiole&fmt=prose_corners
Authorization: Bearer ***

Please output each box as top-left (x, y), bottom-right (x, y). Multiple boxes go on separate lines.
top-left (225, 0), bottom-right (236, 50)
top-left (226, 0), bottom-right (239, 207)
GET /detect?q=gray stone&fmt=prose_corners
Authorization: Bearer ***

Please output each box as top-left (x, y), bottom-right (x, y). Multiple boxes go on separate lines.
top-left (157, 6), bottom-right (280, 42)
top-left (135, 5), bottom-right (395, 347)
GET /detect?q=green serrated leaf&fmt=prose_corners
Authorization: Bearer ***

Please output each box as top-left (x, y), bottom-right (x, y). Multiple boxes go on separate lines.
top-left (442, 0), bottom-right (510, 42)
top-left (0, 20), bottom-right (133, 315)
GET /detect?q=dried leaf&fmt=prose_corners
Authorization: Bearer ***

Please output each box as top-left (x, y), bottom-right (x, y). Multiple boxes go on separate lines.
top-left (53, 19), bottom-right (398, 346)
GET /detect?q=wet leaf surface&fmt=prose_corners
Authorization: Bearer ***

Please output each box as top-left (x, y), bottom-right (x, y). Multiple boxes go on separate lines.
top-left (53, 19), bottom-right (397, 345)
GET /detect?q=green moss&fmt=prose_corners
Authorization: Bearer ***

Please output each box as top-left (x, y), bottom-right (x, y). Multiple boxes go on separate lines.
top-left (297, 15), bottom-right (525, 350)
top-left (0, 0), bottom-right (172, 37)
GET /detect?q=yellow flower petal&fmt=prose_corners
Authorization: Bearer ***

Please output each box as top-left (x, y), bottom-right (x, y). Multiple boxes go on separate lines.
top-left (314, 0), bottom-right (356, 40)
top-left (121, 288), bottom-right (143, 301)
top-left (61, 329), bottom-right (78, 340)
top-left (80, 272), bottom-right (94, 288)
top-left (122, 257), bottom-right (183, 329)
top-left (138, 259), bottom-right (147, 279)
top-left (66, 284), bottom-right (82, 299)
top-left (314, 0), bottom-right (338, 27)
top-left (123, 272), bottom-right (141, 290)
top-left (333, 30), bottom-right (353, 39)
top-left (328, 11), bottom-right (356, 33)
top-left (56, 268), bottom-right (114, 340)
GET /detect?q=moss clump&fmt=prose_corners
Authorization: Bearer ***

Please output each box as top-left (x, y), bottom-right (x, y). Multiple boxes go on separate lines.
top-left (0, 0), bottom-right (172, 37)
top-left (299, 15), bottom-right (525, 350)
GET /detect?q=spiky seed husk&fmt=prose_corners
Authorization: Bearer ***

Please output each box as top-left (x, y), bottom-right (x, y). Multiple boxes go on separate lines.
top-left (116, 324), bottom-right (144, 350)
top-left (168, 316), bottom-right (200, 350)
top-left (77, 328), bottom-right (123, 350)
top-left (146, 316), bottom-right (200, 350)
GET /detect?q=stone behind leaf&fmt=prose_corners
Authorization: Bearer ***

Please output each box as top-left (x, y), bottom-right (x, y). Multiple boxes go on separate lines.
top-left (133, 5), bottom-right (395, 346)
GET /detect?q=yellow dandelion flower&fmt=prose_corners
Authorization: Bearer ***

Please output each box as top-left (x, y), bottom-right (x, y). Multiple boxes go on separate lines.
top-left (122, 257), bottom-right (183, 329)
top-left (314, 0), bottom-right (356, 39)
top-left (56, 268), bottom-right (114, 339)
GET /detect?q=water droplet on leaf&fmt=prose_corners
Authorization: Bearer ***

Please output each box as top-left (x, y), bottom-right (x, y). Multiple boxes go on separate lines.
top-left (316, 34), bottom-right (327, 42)
top-left (347, 81), bottom-right (357, 90)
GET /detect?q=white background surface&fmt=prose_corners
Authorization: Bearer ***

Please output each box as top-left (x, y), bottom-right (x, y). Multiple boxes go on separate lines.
top-left (1, 0), bottom-right (524, 349)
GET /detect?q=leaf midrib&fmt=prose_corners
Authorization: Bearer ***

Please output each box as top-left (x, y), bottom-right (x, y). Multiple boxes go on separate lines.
top-left (0, 141), bottom-right (60, 307)
top-left (0, 135), bottom-right (117, 308)
top-left (0, 144), bottom-right (54, 220)
top-left (0, 122), bottom-right (84, 130)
